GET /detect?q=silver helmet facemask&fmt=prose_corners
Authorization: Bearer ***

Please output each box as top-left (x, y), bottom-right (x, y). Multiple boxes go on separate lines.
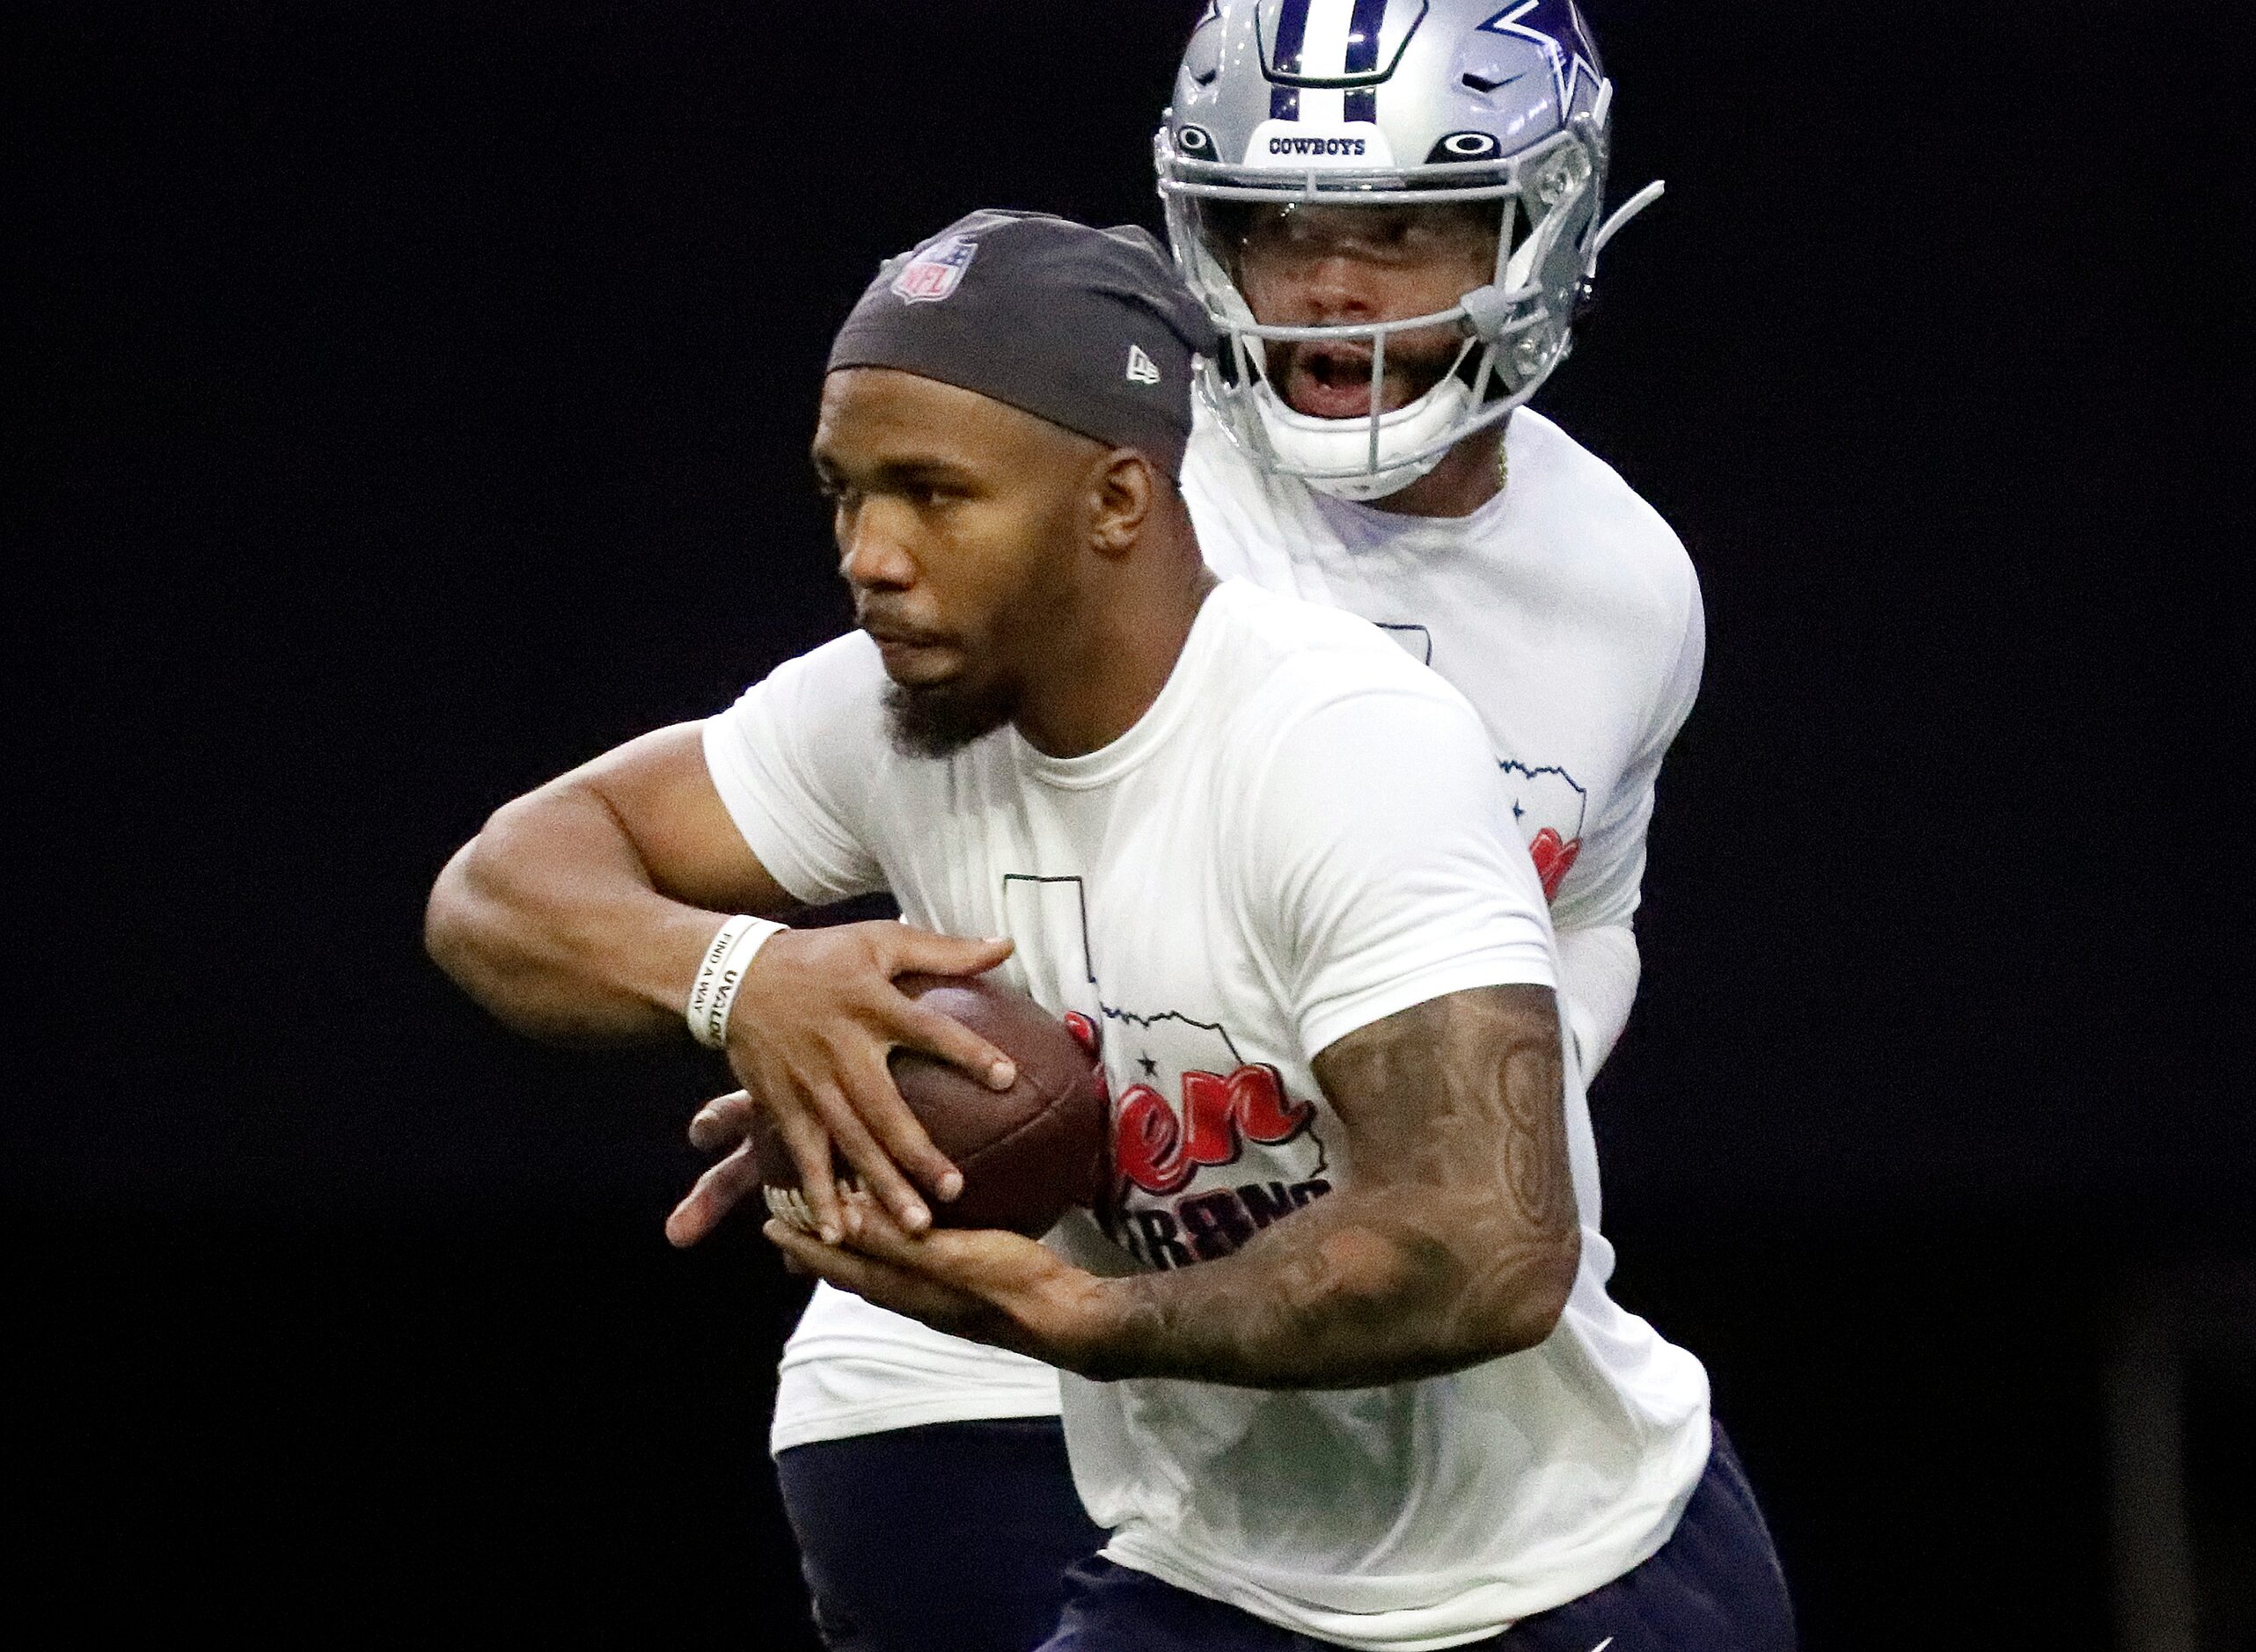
top-left (1154, 0), bottom-right (1663, 501)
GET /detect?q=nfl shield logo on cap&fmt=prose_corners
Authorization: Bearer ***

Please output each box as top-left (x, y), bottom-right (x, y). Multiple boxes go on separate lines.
top-left (891, 236), bottom-right (979, 303)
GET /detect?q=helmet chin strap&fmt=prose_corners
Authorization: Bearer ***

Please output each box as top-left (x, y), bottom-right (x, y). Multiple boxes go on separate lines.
top-left (1254, 376), bottom-right (1473, 502)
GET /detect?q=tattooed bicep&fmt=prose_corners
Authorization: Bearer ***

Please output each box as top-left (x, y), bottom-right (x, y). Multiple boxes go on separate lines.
top-left (1310, 984), bottom-right (1574, 1240)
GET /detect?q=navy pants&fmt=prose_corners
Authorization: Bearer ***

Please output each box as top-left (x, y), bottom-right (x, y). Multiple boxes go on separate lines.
top-left (1038, 1425), bottom-right (1795, 1651)
top-left (780, 1419), bottom-right (1791, 1652)
top-left (776, 1418), bottom-right (1107, 1652)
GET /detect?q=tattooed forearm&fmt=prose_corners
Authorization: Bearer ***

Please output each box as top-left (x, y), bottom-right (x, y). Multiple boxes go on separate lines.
top-left (1080, 985), bottom-right (1579, 1390)
top-left (1500, 1025), bottom-right (1576, 1239)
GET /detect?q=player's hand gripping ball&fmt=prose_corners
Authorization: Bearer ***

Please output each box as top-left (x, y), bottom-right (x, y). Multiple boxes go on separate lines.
top-left (752, 976), bottom-right (1108, 1239)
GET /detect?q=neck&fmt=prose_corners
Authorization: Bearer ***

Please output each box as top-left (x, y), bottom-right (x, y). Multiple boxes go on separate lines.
top-left (1361, 417), bottom-right (1506, 519)
top-left (1014, 517), bottom-right (1217, 760)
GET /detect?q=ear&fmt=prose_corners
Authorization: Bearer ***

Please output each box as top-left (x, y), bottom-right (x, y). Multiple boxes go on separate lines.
top-left (1088, 449), bottom-right (1156, 560)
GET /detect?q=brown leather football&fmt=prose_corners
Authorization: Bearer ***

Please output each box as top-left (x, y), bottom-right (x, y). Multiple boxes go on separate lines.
top-left (752, 974), bottom-right (1108, 1239)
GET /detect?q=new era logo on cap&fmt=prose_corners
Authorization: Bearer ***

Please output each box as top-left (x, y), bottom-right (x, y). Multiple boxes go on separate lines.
top-left (1125, 343), bottom-right (1161, 385)
top-left (891, 237), bottom-right (978, 303)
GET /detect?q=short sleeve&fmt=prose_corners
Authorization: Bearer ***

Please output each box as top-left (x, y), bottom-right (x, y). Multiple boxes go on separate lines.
top-left (700, 632), bottom-right (892, 906)
top-left (1550, 565), bottom-right (1706, 934)
top-left (1243, 679), bottom-right (1559, 1060)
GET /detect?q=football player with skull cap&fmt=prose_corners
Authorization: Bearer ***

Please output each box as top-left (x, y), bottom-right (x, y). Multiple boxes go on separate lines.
top-left (670, 4), bottom-right (1787, 1648)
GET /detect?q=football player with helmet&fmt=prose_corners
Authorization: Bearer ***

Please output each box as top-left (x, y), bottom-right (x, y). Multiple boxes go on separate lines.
top-left (673, 4), bottom-right (1790, 1648)
top-left (1161, 0), bottom-right (1661, 508)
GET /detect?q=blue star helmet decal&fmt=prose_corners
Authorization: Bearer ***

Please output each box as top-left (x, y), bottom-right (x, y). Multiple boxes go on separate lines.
top-left (1478, 0), bottom-right (1604, 121)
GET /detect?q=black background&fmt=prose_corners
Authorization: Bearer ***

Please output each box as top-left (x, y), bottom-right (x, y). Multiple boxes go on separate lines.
top-left (15, 2), bottom-right (2251, 1646)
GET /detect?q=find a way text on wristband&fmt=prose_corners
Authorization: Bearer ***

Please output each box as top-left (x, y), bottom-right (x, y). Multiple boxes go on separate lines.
top-left (685, 914), bottom-right (785, 1050)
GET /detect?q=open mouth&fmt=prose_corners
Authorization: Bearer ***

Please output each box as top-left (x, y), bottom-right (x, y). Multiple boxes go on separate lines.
top-left (1275, 340), bottom-right (1454, 420)
top-left (1283, 344), bottom-right (1381, 419)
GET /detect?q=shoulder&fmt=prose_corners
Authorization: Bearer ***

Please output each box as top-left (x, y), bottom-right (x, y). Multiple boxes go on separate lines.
top-left (1205, 581), bottom-right (1488, 751)
top-left (1209, 589), bottom-right (1553, 983)
top-left (1208, 578), bottom-right (1454, 689)
top-left (1506, 409), bottom-right (1700, 640)
top-left (760, 628), bottom-right (888, 701)
top-left (719, 630), bottom-right (890, 729)
top-left (707, 630), bottom-right (891, 768)
top-left (697, 631), bottom-right (898, 902)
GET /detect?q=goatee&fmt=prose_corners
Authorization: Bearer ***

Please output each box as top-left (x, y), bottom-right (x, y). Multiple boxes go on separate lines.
top-left (883, 676), bottom-right (1019, 759)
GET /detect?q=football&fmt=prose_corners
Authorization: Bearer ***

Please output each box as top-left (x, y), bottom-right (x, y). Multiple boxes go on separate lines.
top-left (753, 974), bottom-right (1108, 1239)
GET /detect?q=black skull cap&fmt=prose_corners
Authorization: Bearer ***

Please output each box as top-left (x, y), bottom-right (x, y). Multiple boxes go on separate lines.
top-left (827, 209), bottom-right (1220, 477)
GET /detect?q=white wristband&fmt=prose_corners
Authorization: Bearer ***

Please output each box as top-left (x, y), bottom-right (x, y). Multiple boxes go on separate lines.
top-left (685, 915), bottom-right (785, 1050)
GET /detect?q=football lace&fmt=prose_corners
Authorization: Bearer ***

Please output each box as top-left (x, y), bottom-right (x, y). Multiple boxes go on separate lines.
top-left (763, 1175), bottom-right (862, 1233)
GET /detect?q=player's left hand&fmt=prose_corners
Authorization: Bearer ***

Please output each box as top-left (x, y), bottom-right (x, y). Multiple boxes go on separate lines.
top-left (763, 1191), bottom-right (1109, 1371)
top-left (663, 1089), bottom-right (759, 1247)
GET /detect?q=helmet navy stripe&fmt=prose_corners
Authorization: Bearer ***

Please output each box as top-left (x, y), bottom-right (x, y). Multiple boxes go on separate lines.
top-left (1344, 0), bottom-right (1388, 73)
top-left (1269, 0), bottom-right (1312, 119)
top-left (1271, 0), bottom-right (1312, 77)
top-left (1344, 0), bottom-right (1386, 114)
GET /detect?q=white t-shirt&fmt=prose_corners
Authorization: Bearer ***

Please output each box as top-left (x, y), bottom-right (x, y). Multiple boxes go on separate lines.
top-left (760, 408), bottom-right (1706, 1460)
top-left (703, 580), bottom-right (1710, 1647)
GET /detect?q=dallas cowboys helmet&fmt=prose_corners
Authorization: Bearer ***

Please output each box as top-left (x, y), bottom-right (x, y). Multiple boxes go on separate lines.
top-left (1156, 0), bottom-right (1664, 500)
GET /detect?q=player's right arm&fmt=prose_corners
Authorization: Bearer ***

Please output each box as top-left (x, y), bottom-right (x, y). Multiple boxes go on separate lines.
top-left (426, 724), bottom-right (795, 1042)
top-left (1547, 541), bottom-right (1705, 1079)
top-left (424, 720), bottom-right (1016, 1237)
top-left (1554, 921), bottom-right (1640, 1080)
